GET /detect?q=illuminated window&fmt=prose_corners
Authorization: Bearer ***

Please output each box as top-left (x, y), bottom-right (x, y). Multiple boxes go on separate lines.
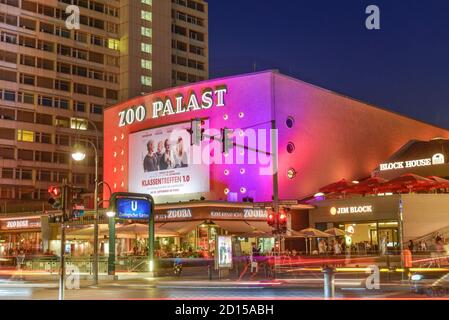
top-left (141, 11), bottom-right (152, 21)
top-left (108, 39), bottom-right (120, 50)
top-left (17, 130), bottom-right (34, 142)
top-left (70, 118), bottom-right (88, 130)
top-left (141, 0), bottom-right (152, 5)
top-left (141, 59), bottom-right (152, 70)
top-left (141, 27), bottom-right (152, 38)
top-left (141, 76), bottom-right (152, 86)
top-left (141, 43), bottom-right (152, 54)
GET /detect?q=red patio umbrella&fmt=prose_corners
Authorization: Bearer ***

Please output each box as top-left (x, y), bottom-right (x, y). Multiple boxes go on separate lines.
top-left (427, 176), bottom-right (449, 189)
top-left (343, 177), bottom-right (388, 194)
top-left (319, 179), bottom-right (356, 194)
top-left (377, 174), bottom-right (437, 193)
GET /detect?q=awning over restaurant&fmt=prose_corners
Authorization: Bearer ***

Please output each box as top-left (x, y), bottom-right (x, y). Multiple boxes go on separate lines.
top-left (155, 223), bottom-right (180, 237)
top-left (158, 221), bottom-right (204, 235)
top-left (212, 220), bottom-right (254, 235)
top-left (245, 221), bottom-right (273, 233)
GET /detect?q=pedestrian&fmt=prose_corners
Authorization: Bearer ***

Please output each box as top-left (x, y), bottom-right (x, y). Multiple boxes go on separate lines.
top-left (251, 243), bottom-right (260, 256)
top-left (318, 239), bottom-right (324, 254)
top-left (421, 241), bottom-right (427, 252)
top-left (334, 240), bottom-right (342, 255)
top-left (408, 240), bottom-right (414, 252)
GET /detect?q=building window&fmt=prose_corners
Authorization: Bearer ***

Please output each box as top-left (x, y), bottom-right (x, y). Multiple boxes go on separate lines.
top-left (141, 59), bottom-right (152, 70)
top-left (70, 118), bottom-right (88, 130)
top-left (55, 117), bottom-right (70, 128)
top-left (141, 11), bottom-right (152, 21)
top-left (18, 92), bottom-right (34, 104)
top-left (20, 73), bottom-right (35, 86)
top-left (141, 27), bottom-right (152, 38)
top-left (38, 95), bottom-right (53, 107)
top-left (141, 76), bottom-right (152, 86)
top-left (1, 168), bottom-right (14, 179)
top-left (17, 130), bottom-right (34, 142)
top-left (90, 104), bottom-right (103, 115)
top-left (108, 38), bottom-right (120, 50)
top-left (3, 90), bottom-right (16, 101)
top-left (141, 43), bottom-right (152, 54)
top-left (75, 101), bottom-right (86, 113)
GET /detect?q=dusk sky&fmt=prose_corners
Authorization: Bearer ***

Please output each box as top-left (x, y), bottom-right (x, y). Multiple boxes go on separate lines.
top-left (209, 0), bottom-right (449, 128)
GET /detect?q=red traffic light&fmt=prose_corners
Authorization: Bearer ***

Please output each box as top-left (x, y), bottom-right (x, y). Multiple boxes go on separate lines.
top-left (267, 213), bottom-right (276, 226)
top-left (278, 211), bottom-right (287, 225)
top-left (48, 186), bottom-right (61, 197)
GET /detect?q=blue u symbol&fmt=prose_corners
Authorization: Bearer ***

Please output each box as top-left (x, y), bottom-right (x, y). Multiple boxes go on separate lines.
top-left (131, 201), bottom-right (138, 212)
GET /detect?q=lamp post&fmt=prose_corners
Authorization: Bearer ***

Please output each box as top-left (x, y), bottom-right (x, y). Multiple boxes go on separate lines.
top-left (72, 139), bottom-right (99, 285)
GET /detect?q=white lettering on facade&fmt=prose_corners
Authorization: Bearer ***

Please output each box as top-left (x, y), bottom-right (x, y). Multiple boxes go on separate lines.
top-left (121, 85), bottom-right (228, 126)
top-left (6, 220), bottom-right (29, 229)
top-left (166, 209), bottom-right (192, 219)
top-left (243, 209), bottom-right (268, 219)
top-left (119, 105), bottom-right (146, 127)
top-left (331, 206), bottom-right (373, 215)
top-left (380, 154), bottom-right (445, 172)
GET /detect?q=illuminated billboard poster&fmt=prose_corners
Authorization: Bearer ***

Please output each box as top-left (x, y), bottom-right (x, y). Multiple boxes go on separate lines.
top-left (129, 121), bottom-right (210, 198)
top-left (216, 235), bottom-right (233, 269)
top-left (117, 198), bottom-right (151, 220)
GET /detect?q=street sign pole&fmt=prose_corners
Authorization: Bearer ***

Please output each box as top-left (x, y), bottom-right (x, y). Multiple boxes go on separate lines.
top-left (148, 214), bottom-right (155, 276)
top-left (58, 179), bottom-right (67, 301)
top-left (108, 216), bottom-right (116, 275)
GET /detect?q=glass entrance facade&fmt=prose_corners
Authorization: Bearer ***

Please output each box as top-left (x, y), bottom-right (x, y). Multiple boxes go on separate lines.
top-left (332, 220), bottom-right (399, 254)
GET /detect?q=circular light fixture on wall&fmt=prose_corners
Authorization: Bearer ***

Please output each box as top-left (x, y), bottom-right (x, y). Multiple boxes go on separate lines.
top-left (224, 188), bottom-right (230, 195)
top-left (223, 114), bottom-right (229, 120)
top-left (224, 169), bottom-right (230, 176)
top-left (239, 112), bottom-right (245, 118)
top-left (240, 187), bottom-right (247, 194)
top-left (287, 142), bottom-right (295, 154)
top-left (286, 116), bottom-right (295, 128)
top-left (240, 168), bottom-right (246, 174)
top-left (287, 168), bottom-right (297, 179)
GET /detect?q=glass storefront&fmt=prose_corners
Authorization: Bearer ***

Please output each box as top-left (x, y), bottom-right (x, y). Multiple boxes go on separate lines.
top-left (0, 232), bottom-right (42, 255)
top-left (334, 220), bottom-right (399, 254)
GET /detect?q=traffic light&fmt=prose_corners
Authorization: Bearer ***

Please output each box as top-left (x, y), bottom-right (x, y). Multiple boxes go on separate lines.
top-left (267, 212), bottom-right (276, 227)
top-left (278, 210), bottom-right (288, 233)
top-left (48, 185), bottom-right (62, 209)
top-left (222, 128), bottom-right (234, 154)
top-left (189, 118), bottom-right (205, 146)
top-left (69, 187), bottom-right (85, 221)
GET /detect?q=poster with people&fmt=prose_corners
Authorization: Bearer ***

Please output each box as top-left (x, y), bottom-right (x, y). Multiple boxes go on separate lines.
top-left (129, 121), bottom-right (210, 198)
top-left (216, 236), bottom-right (233, 269)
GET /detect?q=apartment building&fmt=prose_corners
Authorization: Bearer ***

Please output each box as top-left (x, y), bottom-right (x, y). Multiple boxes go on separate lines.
top-left (0, 0), bottom-right (208, 214)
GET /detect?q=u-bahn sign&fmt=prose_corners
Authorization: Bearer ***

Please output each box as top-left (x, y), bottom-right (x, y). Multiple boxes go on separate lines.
top-left (117, 198), bottom-right (152, 220)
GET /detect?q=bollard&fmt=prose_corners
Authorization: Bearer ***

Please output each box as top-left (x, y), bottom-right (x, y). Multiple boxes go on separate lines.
top-left (322, 266), bottom-right (335, 299)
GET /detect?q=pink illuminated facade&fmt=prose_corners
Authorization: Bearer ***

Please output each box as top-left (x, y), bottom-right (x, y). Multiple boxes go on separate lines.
top-left (104, 70), bottom-right (449, 205)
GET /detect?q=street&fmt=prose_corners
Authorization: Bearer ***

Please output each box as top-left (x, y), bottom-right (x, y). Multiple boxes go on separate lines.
top-left (0, 273), bottom-right (447, 300)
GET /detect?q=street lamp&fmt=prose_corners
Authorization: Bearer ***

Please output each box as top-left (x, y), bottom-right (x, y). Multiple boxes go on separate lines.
top-left (71, 138), bottom-right (99, 285)
top-left (106, 210), bottom-right (116, 218)
top-left (72, 143), bottom-right (87, 161)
